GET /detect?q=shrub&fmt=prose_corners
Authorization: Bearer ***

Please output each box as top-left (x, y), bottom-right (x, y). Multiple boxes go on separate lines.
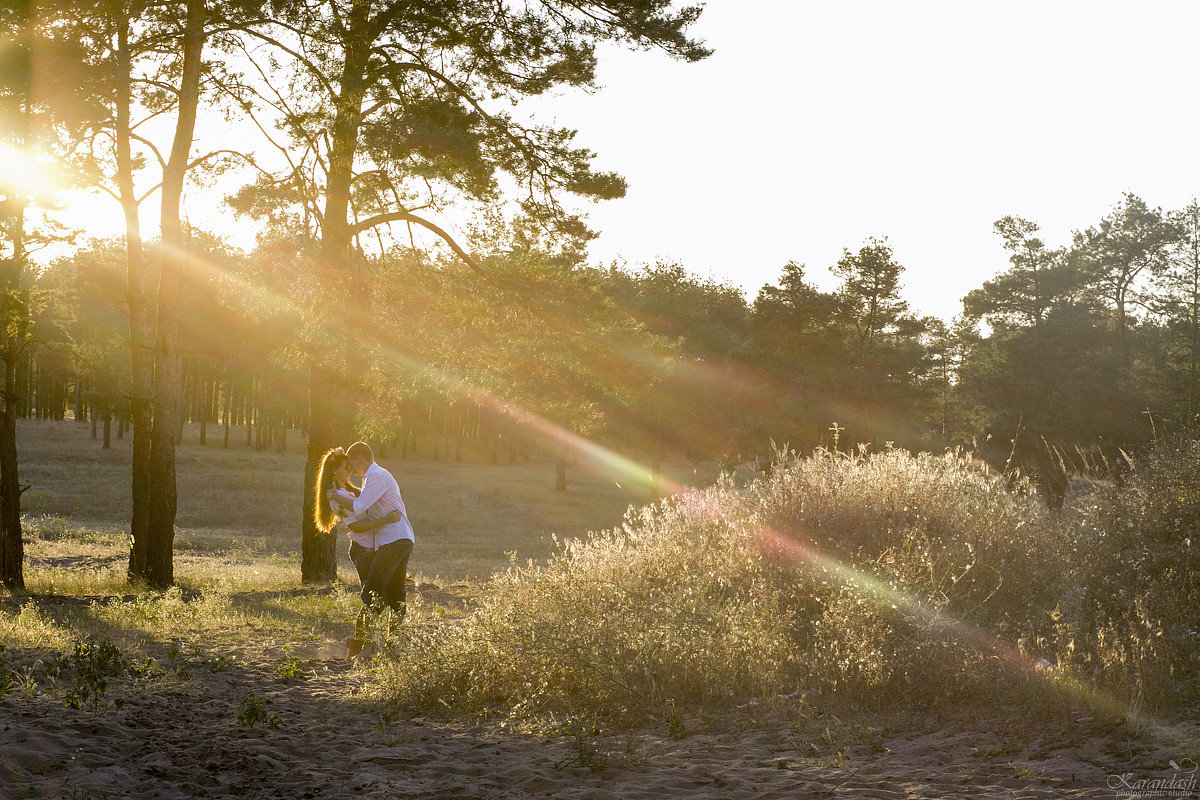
top-left (61, 637), bottom-right (126, 710)
top-left (1056, 437), bottom-right (1200, 705)
top-left (378, 444), bottom-right (1197, 722)
top-left (744, 447), bottom-right (1068, 700)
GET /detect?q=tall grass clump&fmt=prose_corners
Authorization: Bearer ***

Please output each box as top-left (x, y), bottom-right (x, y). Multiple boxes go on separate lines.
top-left (381, 484), bottom-right (803, 721)
top-left (379, 447), bottom-right (1082, 721)
top-left (744, 447), bottom-right (1067, 700)
top-left (1055, 437), bottom-right (1200, 706)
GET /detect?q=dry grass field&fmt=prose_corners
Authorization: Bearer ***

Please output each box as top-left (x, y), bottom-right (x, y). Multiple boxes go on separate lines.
top-left (17, 418), bottom-right (652, 584)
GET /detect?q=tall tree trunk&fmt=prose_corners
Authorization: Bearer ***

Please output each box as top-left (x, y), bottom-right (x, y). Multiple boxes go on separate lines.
top-left (117, 10), bottom-right (155, 583)
top-left (246, 383), bottom-right (254, 446)
top-left (199, 372), bottom-right (208, 446)
top-left (302, 0), bottom-right (372, 583)
top-left (302, 367), bottom-right (345, 582)
top-left (223, 380), bottom-right (232, 448)
top-left (1116, 285), bottom-right (1131, 373)
top-left (0, 339), bottom-right (24, 591)
top-left (175, 361), bottom-right (190, 445)
top-left (143, 0), bottom-right (205, 589)
top-left (0, 5), bottom-right (31, 591)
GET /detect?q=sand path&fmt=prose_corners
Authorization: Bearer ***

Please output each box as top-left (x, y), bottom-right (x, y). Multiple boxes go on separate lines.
top-left (0, 639), bottom-right (1185, 799)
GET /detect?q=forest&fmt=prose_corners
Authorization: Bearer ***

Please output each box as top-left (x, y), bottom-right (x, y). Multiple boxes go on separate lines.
top-left (25, 198), bottom-right (1200, 503)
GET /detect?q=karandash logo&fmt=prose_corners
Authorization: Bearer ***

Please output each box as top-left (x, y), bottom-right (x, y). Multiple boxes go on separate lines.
top-left (1108, 759), bottom-right (1199, 798)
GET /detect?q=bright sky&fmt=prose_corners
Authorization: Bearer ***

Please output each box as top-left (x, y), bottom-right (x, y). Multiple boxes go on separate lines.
top-left (59, 0), bottom-right (1200, 321)
top-left (530, 0), bottom-right (1200, 319)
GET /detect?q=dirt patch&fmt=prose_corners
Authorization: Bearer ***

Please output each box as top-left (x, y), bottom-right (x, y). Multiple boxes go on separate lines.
top-left (0, 638), bottom-right (1186, 800)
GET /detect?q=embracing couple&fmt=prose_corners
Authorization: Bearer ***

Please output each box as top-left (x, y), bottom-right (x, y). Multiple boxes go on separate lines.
top-left (314, 441), bottom-right (414, 662)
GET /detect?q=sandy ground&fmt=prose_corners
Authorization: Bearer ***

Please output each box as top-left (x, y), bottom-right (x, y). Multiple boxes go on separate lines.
top-left (1, 631), bottom-right (1191, 800)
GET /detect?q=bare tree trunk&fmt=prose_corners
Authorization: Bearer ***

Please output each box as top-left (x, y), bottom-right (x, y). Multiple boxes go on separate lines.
top-left (175, 361), bottom-right (190, 446)
top-left (0, 9), bottom-right (31, 589)
top-left (302, 368), bottom-right (339, 583)
top-left (110, 10), bottom-right (156, 582)
top-left (0, 339), bottom-right (25, 591)
top-left (302, 0), bottom-right (372, 583)
top-left (223, 380), bottom-right (231, 448)
top-left (143, 0), bottom-right (206, 589)
top-left (199, 372), bottom-right (208, 446)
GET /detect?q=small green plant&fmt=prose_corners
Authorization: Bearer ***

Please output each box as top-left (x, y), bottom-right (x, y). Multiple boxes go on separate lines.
top-left (664, 701), bottom-right (688, 740)
top-left (236, 693), bottom-right (280, 728)
top-left (973, 743), bottom-right (1018, 759)
top-left (554, 721), bottom-right (607, 773)
top-left (62, 638), bottom-right (126, 711)
top-left (551, 719), bottom-right (638, 773)
top-left (128, 657), bottom-right (167, 680)
top-left (196, 650), bottom-right (234, 673)
top-left (276, 650), bottom-right (307, 683)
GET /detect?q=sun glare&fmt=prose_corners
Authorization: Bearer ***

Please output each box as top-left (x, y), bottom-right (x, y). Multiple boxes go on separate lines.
top-left (0, 141), bottom-right (65, 200)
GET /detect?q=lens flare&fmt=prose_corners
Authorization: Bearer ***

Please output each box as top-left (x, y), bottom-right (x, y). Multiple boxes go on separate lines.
top-left (0, 141), bottom-right (65, 200)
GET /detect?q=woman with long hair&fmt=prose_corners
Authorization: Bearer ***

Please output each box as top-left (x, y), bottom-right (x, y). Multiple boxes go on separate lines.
top-left (314, 447), bottom-right (401, 658)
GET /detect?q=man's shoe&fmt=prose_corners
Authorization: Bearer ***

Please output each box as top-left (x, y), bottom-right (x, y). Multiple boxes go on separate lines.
top-left (351, 642), bottom-right (376, 666)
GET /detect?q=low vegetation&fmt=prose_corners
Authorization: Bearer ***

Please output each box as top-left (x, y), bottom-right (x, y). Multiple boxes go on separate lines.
top-left (377, 442), bottom-right (1200, 726)
top-left (3, 422), bottom-right (1196, 738)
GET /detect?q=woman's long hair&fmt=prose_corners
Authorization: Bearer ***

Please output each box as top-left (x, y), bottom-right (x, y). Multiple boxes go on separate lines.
top-left (314, 447), bottom-right (351, 534)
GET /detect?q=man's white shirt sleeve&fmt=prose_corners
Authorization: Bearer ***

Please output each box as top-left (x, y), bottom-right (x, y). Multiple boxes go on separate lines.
top-left (350, 465), bottom-right (387, 517)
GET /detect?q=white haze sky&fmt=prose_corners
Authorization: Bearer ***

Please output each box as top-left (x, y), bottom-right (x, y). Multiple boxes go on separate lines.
top-left (61, 0), bottom-right (1200, 320)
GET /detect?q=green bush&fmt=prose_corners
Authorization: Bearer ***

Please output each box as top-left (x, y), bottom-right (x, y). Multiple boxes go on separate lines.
top-left (61, 637), bottom-right (126, 710)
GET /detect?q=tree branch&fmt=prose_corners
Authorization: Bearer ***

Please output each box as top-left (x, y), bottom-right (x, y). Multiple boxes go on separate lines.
top-left (128, 131), bottom-right (168, 172)
top-left (237, 27), bottom-right (339, 98)
top-left (352, 210), bottom-right (483, 275)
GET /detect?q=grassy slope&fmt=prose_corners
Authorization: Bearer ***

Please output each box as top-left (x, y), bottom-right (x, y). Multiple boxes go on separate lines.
top-left (18, 419), bottom-right (655, 583)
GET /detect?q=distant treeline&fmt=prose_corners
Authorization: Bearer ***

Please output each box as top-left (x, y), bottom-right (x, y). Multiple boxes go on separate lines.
top-left (30, 192), bottom-right (1200, 490)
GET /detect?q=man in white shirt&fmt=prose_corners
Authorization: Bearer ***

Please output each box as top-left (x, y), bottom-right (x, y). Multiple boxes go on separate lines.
top-left (330, 441), bottom-right (414, 656)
